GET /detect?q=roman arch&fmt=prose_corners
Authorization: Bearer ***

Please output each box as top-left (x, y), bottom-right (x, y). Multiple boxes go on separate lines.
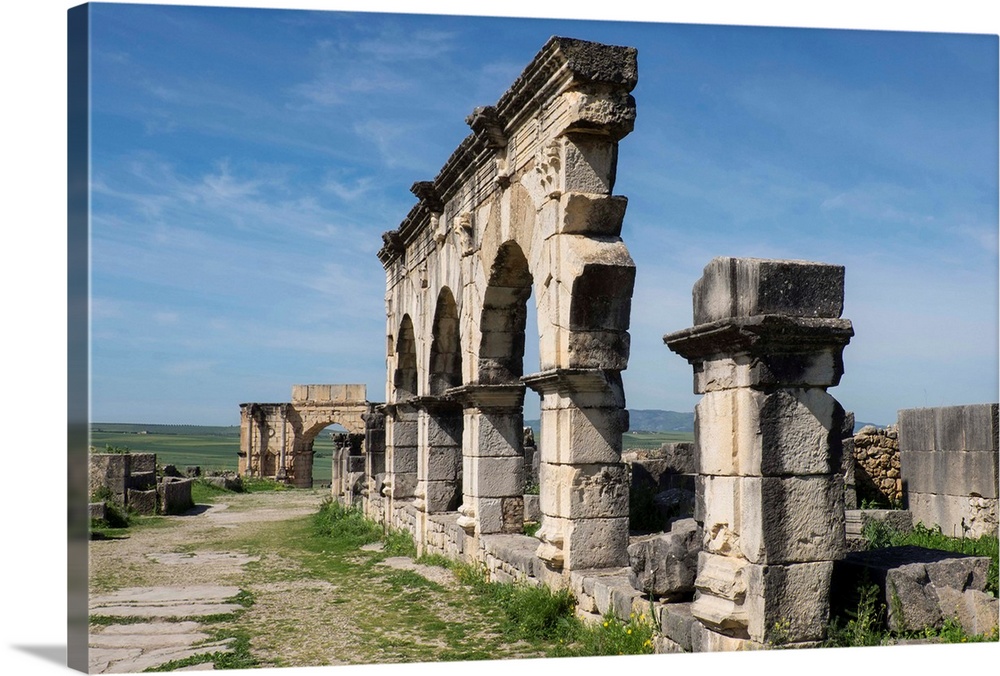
top-left (239, 384), bottom-right (371, 488)
top-left (378, 37), bottom-right (638, 573)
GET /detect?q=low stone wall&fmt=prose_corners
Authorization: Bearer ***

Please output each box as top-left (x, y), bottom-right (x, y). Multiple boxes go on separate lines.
top-left (852, 425), bottom-right (902, 506)
top-left (898, 404), bottom-right (999, 538)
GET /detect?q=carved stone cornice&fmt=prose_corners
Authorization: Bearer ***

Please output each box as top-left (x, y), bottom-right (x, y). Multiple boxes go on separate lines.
top-left (663, 315), bottom-right (854, 363)
top-left (446, 382), bottom-right (526, 409)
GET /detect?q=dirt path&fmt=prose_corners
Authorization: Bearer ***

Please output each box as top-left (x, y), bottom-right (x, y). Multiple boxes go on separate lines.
top-left (88, 489), bottom-right (540, 672)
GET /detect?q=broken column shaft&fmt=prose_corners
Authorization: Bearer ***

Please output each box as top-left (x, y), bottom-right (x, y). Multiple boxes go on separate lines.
top-left (664, 257), bottom-right (853, 648)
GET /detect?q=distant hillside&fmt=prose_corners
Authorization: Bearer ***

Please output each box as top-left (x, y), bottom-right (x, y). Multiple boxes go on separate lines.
top-left (91, 423), bottom-right (241, 437)
top-left (628, 409), bottom-right (695, 432)
top-left (525, 409), bottom-right (695, 436)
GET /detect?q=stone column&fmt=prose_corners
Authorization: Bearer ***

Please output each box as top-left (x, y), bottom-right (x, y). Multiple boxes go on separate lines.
top-left (523, 369), bottom-right (629, 572)
top-left (664, 257), bottom-right (854, 648)
top-left (449, 384), bottom-right (526, 536)
top-left (383, 400), bottom-right (419, 517)
top-left (363, 409), bottom-right (386, 518)
top-left (414, 398), bottom-right (464, 514)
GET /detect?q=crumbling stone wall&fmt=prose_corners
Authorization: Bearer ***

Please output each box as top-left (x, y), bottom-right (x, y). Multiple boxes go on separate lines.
top-left (852, 424), bottom-right (902, 507)
top-left (376, 37), bottom-right (638, 574)
top-left (898, 404), bottom-right (999, 538)
top-left (239, 384), bottom-right (374, 488)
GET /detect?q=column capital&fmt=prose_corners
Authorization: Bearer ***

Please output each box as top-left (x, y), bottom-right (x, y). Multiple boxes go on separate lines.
top-left (521, 368), bottom-right (622, 396)
top-left (664, 315), bottom-right (853, 362)
top-left (446, 382), bottom-right (525, 409)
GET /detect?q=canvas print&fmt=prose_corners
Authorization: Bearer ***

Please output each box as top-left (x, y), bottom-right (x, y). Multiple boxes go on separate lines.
top-left (71, 2), bottom-right (999, 673)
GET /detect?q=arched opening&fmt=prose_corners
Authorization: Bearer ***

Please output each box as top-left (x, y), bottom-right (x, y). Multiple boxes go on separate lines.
top-left (429, 289), bottom-right (462, 396)
top-left (419, 287), bottom-right (464, 514)
top-left (394, 315), bottom-right (418, 400)
top-left (479, 241), bottom-right (532, 385)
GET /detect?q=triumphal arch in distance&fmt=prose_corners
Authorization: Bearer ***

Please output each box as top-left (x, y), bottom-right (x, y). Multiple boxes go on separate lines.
top-left (239, 384), bottom-right (371, 488)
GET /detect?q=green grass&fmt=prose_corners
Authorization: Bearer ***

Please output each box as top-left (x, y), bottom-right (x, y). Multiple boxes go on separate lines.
top-left (622, 431), bottom-right (693, 450)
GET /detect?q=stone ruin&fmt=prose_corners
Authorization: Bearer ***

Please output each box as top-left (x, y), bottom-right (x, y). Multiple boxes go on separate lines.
top-left (88, 452), bottom-right (194, 518)
top-left (239, 384), bottom-right (374, 488)
top-left (238, 37), bottom-right (997, 651)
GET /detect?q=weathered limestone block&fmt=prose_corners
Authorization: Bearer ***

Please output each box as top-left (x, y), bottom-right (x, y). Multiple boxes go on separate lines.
top-left (538, 462), bottom-right (629, 520)
top-left (130, 453), bottom-right (156, 474)
top-left (466, 456), bottom-right (523, 498)
top-left (906, 492), bottom-right (997, 539)
top-left (127, 488), bottom-right (158, 516)
top-left (158, 478), bottom-right (194, 515)
top-left (692, 257), bottom-right (845, 325)
top-left (834, 545), bottom-right (993, 633)
top-left (537, 406), bottom-right (627, 465)
top-left (559, 193), bottom-right (628, 236)
top-left (936, 587), bottom-right (1000, 636)
top-left (902, 450), bottom-right (999, 499)
top-left (658, 602), bottom-right (697, 652)
top-left (899, 403), bottom-right (999, 452)
top-left (128, 471), bottom-right (157, 491)
top-left (627, 518), bottom-right (700, 598)
top-left (538, 515), bottom-right (629, 570)
top-left (89, 454), bottom-right (128, 503)
top-left (696, 388), bottom-right (844, 477)
top-left (743, 561), bottom-right (834, 644)
top-left (740, 476), bottom-right (846, 565)
top-left (89, 502), bottom-right (107, 522)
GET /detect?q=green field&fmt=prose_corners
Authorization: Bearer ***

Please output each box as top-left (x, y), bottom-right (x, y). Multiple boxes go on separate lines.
top-left (90, 424), bottom-right (693, 484)
top-left (622, 431), bottom-right (694, 449)
top-left (90, 428), bottom-right (338, 484)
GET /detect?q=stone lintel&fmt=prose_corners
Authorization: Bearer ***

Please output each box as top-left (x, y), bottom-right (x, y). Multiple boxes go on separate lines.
top-left (664, 315), bottom-right (854, 363)
top-left (446, 383), bottom-right (526, 409)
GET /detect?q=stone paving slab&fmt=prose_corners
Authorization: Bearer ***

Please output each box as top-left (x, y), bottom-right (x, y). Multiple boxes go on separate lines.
top-left (89, 586), bottom-right (242, 673)
top-left (103, 639), bottom-right (235, 674)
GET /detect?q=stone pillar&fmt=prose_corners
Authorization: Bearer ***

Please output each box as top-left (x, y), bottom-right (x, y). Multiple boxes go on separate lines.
top-left (664, 257), bottom-right (854, 648)
top-left (523, 369), bottom-right (630, 572)
top-left (383, 401), bottom-right (419, 515)
top-left (414, 398), bottom-right (464, 514)
top-left (363, 409), bottom-right (386, 516)
top-left (449, 384), bottom-right (526, 536)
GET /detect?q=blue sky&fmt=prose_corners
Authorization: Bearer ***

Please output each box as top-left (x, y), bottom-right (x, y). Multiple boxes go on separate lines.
top-left (86, 2), bottom-right (998, 427)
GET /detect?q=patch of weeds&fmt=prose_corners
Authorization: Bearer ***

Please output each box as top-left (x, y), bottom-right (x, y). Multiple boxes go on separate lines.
top-left (767, 618), bottom-right (792, 647)
top-left (825, 582), bottom-right (889, 647)
top-left (522, 522), bottom-right (541, 537)
top-left (241, 476), bottom-right (288, 493)
top-left (558, 611), bottom-right (656, 657)
top-left (383, 568), bottom-right (444, 592)
top-left (226, 588), bottom-right (255, 608)
top-left (416, 552), bottom-right (453, 569)
top-left (383, 528), bottom-right (417, 558)
top-left (860, 518), bottom-right (895, 549)
top-left (311, 498), bottom-right (383, 551)
top-left (523, 480), bottom-right (539, 495)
